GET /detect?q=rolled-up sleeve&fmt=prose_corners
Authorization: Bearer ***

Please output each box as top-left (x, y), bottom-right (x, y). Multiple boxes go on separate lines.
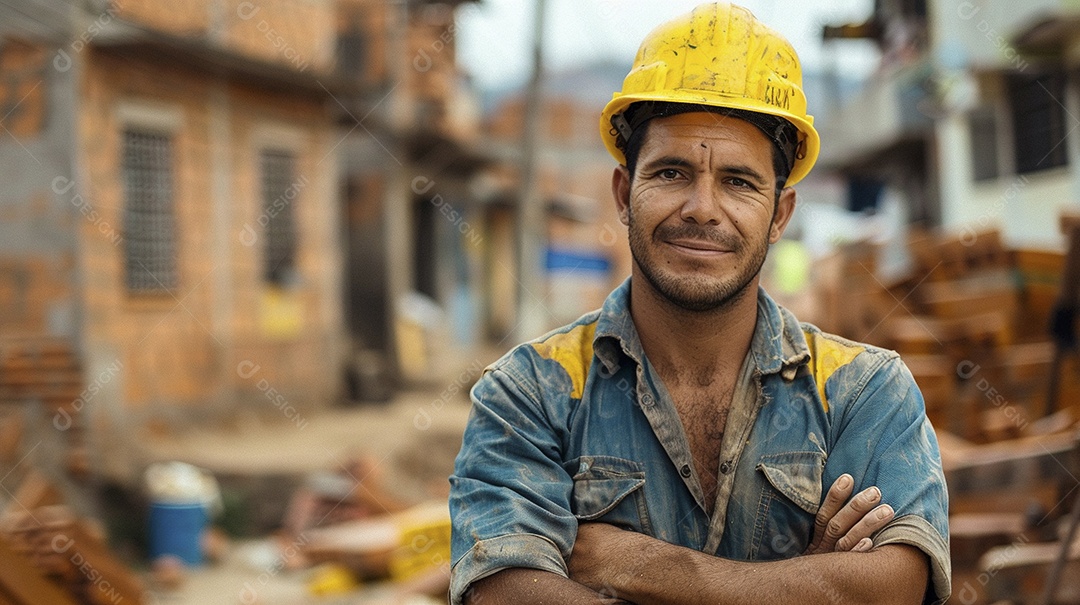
top-left (449, 364), bottom-right (576, 604)
top-left (827, 356), bottom-right (951, 604)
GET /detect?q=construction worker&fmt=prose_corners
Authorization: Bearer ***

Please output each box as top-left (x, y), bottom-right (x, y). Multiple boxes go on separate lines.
top-left (449, 3), bottom-right (950, 604)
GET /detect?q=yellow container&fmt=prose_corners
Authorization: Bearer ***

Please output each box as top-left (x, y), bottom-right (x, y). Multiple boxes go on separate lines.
top-left (389, 503), bottom-right (451, 582)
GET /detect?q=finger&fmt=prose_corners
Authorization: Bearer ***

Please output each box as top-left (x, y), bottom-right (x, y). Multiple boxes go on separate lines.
top-left (835, 504), bottom-right (894, 552)
top-left (852, 537), bottom-right (873, 552)
top-left (808, 474), bottom-right (854, 552)
top-left (817, 485), bottom-right (882, 553)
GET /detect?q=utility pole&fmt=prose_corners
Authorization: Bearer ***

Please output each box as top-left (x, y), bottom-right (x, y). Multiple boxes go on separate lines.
top-left (514, 0), bottom-right (548, 343)
top-left (383, 0), bottom-right (412, 381)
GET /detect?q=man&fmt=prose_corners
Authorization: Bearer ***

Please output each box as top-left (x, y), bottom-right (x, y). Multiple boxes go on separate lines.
top-left (449, 3), bottom-right (950, 604)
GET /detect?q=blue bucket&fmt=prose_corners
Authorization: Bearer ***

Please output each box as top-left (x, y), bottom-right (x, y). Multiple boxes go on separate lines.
top-left (148, 502), bottom-right (206, 565)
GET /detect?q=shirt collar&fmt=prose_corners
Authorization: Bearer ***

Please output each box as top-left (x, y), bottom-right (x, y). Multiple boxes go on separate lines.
top-left (750, 287), bottom-right (811, 379)
top-left (593, 277), bottom-right (810, 379)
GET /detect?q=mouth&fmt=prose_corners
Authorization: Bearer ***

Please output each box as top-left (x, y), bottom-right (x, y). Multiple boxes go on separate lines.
top-left (665, 238), bottom-right (732, 257)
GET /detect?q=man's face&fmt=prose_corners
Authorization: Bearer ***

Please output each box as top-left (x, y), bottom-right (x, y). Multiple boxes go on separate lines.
top-left (613, 112), bottom-right (796, 312)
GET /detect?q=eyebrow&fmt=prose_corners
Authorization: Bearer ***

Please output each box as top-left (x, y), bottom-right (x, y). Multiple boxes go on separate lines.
top-left (723, 165), bottom-right (769, 186)
top-left (638, 156), bottom-right (694, 173)
top-left (640, 156), bottom-right (769, 186)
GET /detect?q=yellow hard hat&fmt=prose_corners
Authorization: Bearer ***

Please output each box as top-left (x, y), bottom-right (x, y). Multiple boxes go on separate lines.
top-left (600, 2), bottom-right (820, 186)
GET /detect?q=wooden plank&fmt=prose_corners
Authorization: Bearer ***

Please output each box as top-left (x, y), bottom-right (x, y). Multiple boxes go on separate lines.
top-left (1003, 342), bottom-right (1055, 384)
top-left (0, 587), bottom-right (20, 605)
top-left (950, 512), bottom-right (1027, 572)
top-left (0, 535), bottom-right (76, 605)
top-left (922, 286), bottom-right (1019, 321)
top-left (64, 520), bottom-right (145, 605)
top-left (0, 470), bottom-right (63, 521)
top-left (943, 429), bottom-right (1076, 471)
top-left (0, 411), bottom-right (21, 464)
top-left (981, 540), bottom-right (1080, 605)
top-left (888, 316), bottom-right (952, 355)
top-left (1061, 212), bottom-right (1080, 235)
top-left (1014, 248), bottom-right (1065, 280)
top-left (0, 369), bottom-right (82, 386)
top-left (2, 507), bottom-right (144, 605)
top-left (948, 484), bottom-right (1061, 517)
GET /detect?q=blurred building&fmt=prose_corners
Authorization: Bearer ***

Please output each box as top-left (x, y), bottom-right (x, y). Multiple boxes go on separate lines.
top-left (335, 0), bottom-right (488, 391)
top-left (0, 0), bottom-right (506, 465)
top-left (816, 0), bottom-right (939, 227)
top-left (480, 63), bottom-right (631, 337)
top-left (819, 0), bottom-right (1080, 248)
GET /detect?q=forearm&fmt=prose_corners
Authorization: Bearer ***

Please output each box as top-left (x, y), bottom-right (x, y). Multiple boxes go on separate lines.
top-left (602, 539), bottom-right (927, 605)
top-left (467, 568), bottom-right (629, 605)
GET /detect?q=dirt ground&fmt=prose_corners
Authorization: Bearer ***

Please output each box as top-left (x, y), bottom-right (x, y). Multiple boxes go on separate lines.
top-left (138, 383), bottom-right (477, 605)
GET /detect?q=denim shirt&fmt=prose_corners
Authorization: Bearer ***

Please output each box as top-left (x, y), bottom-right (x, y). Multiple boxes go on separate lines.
top-left (449, 279), bottom-right (951, 604)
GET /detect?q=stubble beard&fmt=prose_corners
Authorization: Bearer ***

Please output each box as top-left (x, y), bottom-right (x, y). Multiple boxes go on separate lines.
top-left (627, 205), bottom-right (770, 313)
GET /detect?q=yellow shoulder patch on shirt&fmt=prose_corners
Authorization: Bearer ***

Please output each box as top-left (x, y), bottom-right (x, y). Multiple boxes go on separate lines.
top-left (531, 321), bottom-right (598, 399)
top-left (802, 329), bottom-right (865, 412)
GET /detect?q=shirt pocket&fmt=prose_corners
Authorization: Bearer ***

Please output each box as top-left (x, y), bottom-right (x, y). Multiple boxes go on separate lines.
top-left (750, 450), bottom-right (825, 559)
top-left (570, 455), bottom-right (654, 536)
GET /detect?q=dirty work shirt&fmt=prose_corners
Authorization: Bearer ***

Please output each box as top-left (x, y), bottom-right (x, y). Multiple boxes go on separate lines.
top-left (449, 278), bottom-right (951, 604)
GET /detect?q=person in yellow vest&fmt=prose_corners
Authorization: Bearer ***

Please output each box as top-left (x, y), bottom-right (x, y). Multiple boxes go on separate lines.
top-left (450, 4), bottom-right (950, 603)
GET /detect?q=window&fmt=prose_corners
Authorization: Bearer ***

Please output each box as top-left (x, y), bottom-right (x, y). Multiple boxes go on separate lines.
top-left (336, 12), bottom-right (368, 82)
top-left (1008, 70), bottom-right (1068, 175)
top-left (260, 150), bottom-right (298, 285)
top-left (122, 129), bottom-right (176, 292)
top-left (969, 105), bottom-right (999, 181)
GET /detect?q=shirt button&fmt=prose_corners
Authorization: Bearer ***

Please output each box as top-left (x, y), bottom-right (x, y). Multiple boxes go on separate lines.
top-left (680, 464), bottom-right (692, 478)
top-left (641, 393), bottom-right (655, 407)
top-left (720, 461), bottom-right (732, 474)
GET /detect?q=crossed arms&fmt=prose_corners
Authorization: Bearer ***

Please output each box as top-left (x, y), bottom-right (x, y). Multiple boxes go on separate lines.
top-left (463, 474), bottom-right (929, 605)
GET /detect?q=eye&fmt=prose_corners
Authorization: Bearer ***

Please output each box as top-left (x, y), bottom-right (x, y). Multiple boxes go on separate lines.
top-left (658, 168), bottom-right (682, 180)
top-left (726, 177), bottom-right (755, 190)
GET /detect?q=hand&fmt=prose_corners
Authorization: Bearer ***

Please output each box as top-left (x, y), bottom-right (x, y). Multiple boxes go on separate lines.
top-left (568, 523), bottom-right (639, 599)
top-left (804, 474), bottom-right (894, 555)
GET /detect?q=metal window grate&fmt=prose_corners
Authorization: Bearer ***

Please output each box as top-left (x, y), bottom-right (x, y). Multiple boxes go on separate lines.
top-left (122, 129), bottom-right (177, 292)
top-left (260, 150), bottom-right (298, 285)
top-left (1009, 70), bottom-right (1068, 175)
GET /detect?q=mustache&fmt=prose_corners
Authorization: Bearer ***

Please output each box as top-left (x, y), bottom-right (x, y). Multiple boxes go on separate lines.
top-left (653, 223), bottom-right (742, 250)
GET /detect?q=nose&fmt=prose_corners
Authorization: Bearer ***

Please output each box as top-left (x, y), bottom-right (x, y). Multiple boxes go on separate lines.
top-left (678, 177), bottom-right (723, 225)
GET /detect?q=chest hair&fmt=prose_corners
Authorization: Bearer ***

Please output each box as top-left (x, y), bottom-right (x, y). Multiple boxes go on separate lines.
top-left (668, 379), bottom-right (735, 513)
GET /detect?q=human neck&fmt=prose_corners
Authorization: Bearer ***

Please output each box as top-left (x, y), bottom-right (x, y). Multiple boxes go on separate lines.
top-left (629, 270), bottom-right (759, 382)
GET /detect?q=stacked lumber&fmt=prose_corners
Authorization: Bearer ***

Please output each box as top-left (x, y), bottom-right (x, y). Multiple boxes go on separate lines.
top-left (0, 472), bottom-right (145, 604)
top-left (816, 220), bottom-right (1080, 604)
top-left (0, 336), bottom-right (89, 476)
top-left (820, 227), bottom-right (1079, 441)
top-left (0, 337), bottom-right (82, 409)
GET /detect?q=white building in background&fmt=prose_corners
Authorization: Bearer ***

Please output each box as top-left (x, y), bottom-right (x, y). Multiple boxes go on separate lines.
top-left (819, 0), bottom-right (1080, 250)
top-left (932, 0), bottom-right (1080, 248)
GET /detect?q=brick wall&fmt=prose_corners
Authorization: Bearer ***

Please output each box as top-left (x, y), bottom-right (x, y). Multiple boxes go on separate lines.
top-left (113, 0), bottom-right (336, 73)
top-left (0, 255), bottom-right (75, 336)
top-left (0, 38), bottom-right (78, 338)
top-left (77, 49), bottom-right (343, 423)
top-left (0, 39), bottom-right (48, 140)
top-left (224, 0), bottom-right (335, 73)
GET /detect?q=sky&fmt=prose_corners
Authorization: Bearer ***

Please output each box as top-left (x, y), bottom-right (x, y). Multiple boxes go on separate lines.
top-left (456, 0), bottom-right (881, 92)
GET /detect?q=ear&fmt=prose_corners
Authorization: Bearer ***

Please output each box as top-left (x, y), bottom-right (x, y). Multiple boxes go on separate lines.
top-left (769, 187), bottom-right (797, 244)
top-left (612, 165), bottom-right (631, 226)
